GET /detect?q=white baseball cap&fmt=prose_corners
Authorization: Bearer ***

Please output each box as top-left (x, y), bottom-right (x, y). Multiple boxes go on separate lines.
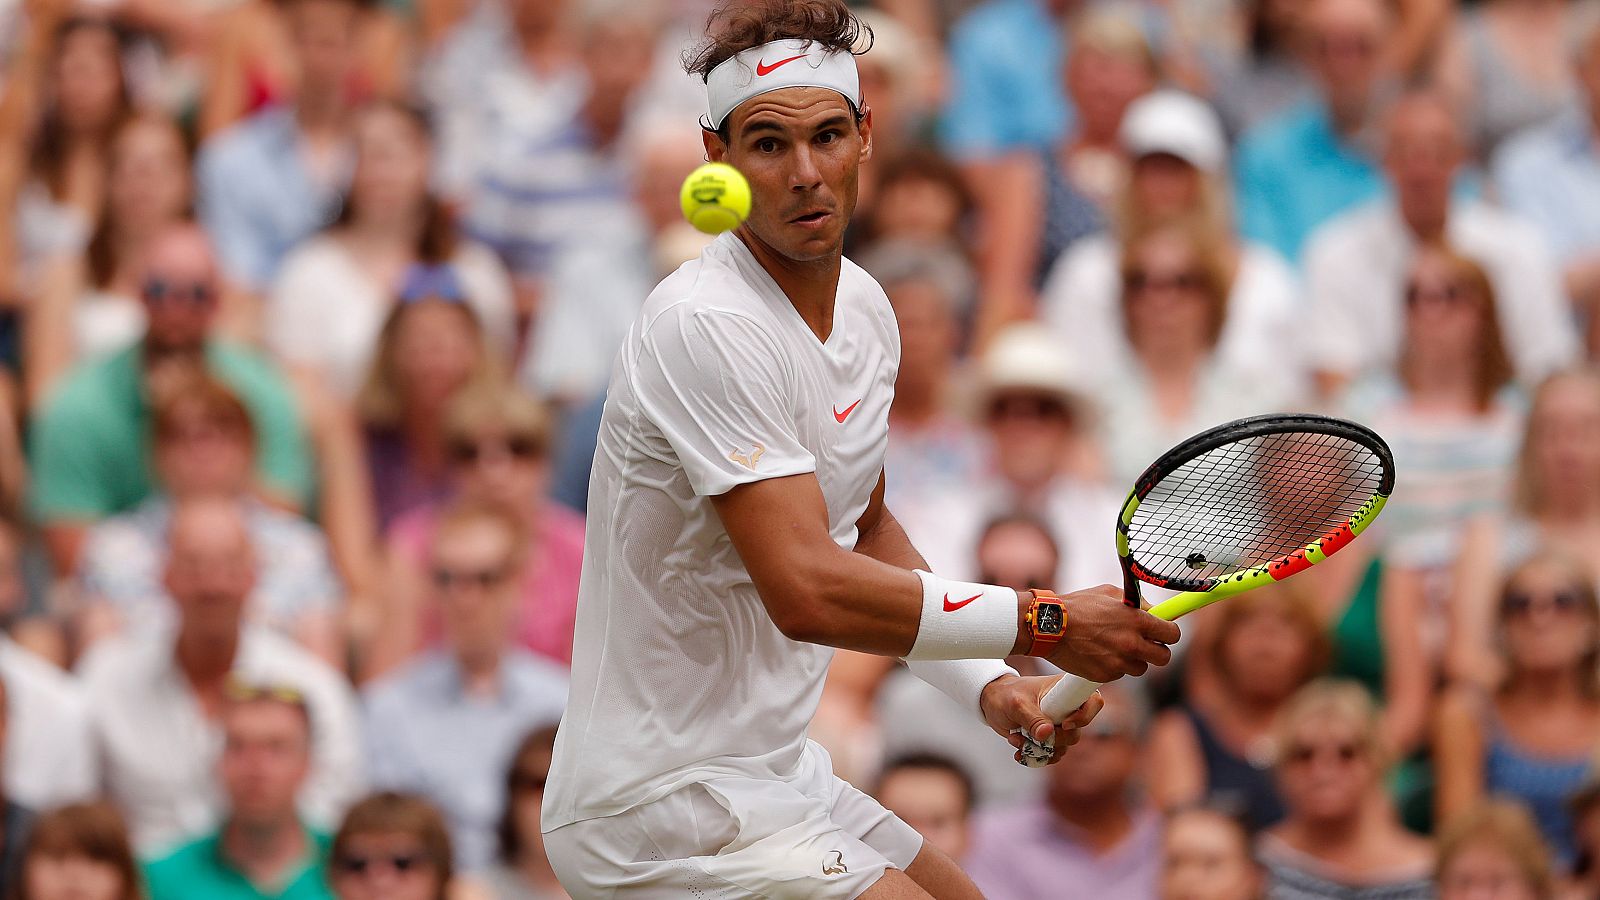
top-left (977, 322), bottom-right (1087, 415)
top-left (1119, 90), bottom-right (1228, 174)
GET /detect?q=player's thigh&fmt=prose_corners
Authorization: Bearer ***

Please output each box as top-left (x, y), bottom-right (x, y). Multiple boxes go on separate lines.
top-left (903, 840), bottom-right (985, 900)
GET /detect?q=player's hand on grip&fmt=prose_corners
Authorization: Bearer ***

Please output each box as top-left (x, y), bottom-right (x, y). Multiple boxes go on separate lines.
top-left (981, 674), bottom-right (1104, 765)
top-left (1043, 584), bottom-right (1180, 682)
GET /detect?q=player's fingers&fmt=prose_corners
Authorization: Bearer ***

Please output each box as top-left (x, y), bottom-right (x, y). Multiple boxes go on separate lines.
top-left (1063, 691), bottom-right (1105, 729)
top-left (1051, 724), bottom-right (1079, 761)
top-left (1140, 614), bottom-right (1181, 645)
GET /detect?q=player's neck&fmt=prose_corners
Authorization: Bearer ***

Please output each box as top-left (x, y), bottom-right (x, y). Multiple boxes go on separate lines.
top-left (737, 231), bottom-right (841, 343)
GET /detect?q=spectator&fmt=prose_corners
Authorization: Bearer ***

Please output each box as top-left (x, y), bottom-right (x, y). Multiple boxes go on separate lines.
top-left (1494, 7), bottom-right (1600, 356)
top-left (475, 725), bottom-right (568, 899)
top-left (1084, 219), bottom-right (1304, 486)
top-left (1436, 554), bottom-right (1600, 868)
top-left (965, 684), bottom-right (1161, 899)
top-left (1042, 90), bottom-right (1300, 393)
top-left (1148, 588), bottom-right (1329, 830)
top-left (1233, 0), bottom-right (1394, 262)
top-left (362, 501), bottom-right (568, 870)
top-left (1305, 89), bottom-right (1576, 396)
top-left (1431, 0), bottom-right (1575, 160)
top-left (28, 223), bottom-right (313, 576)
top-left (456, 4), bottom-right (655, 350)
top-left (939, 0), bottom-right (1071, 161)
top-left (143, 683), bottom-right (335, 900)
top-left (1436, 801), bottom-right (1554, 900)
top-left (1259, 680), bottom-right (1433, 899)
top-left (329, 792), bottom-right (454, 900)
top-left (1569, 781), bottom-right (1600, 897)
top-left (1449, 369), bottom-right (1600, 685)
top-left (0, 13), bottom-right (131, 298)
top-left (864, 247), bottom-right (984, 510)
top-left (356, 271), bottom-right (505, 531)
top-left (873, 753), bottom-right (976, 863)
top-left (26, 112), bottom-right (194, 403)
top-left (79, 497), bottom-right (363, 853)
top-left (1161, 805), bottom-right (1265, 900)
top-left (370, 385), bottom-right (579, 676)
top-left (1340, 245), bottom-right (1521, 577)
top-left (269, 99), bottom-right (514, 400)
top-left (15, 803), bottom-right (140, 900)
top-left (77, 376), bottom-right (342, 663)
top-left (196, 0), bottom-right (375, 294)
top-left (1197, 0), bottom-right (1317, 137)
top-left (0, 628), bottom-right (95, 812)
top-left (855, 151), bottom-right (977, 301)
top-left (898, 322), bottom-right (1123, 589)
top-left (851, 10), bottom-right (939, 161)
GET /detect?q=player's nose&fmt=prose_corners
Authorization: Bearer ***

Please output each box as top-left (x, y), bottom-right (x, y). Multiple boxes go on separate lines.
top-left (788, 145), bottom-right (823, 191)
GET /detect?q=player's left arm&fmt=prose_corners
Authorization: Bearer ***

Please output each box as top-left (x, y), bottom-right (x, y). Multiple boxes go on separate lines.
top-left (853, 471), bottom-right (1103, 762)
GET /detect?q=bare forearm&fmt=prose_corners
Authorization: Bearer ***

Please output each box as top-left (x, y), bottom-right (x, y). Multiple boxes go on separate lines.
top-left (852, 501), bottom-right (929, 571)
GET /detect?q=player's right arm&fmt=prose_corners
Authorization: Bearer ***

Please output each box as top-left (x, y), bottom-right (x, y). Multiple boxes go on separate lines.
top-left (712, 472), bottom-right (1176, 680)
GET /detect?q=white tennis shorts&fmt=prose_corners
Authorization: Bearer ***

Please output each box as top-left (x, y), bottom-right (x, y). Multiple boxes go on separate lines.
top-left (545, 741), bottom-right (925, 899)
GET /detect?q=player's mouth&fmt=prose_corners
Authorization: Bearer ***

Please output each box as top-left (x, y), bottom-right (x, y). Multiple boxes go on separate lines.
top-left (789, 210), bottom-right (833, 228)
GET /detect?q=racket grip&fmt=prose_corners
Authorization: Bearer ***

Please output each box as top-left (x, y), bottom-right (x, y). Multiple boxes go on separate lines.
top-left (1015, 673), bottom-right (1103, 767)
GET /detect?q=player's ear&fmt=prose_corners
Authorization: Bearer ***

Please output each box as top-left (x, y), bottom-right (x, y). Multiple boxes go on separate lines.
top-left (703, 126), bottom-right (729, 163)
top-left (856, 106), bottom-right (873, 165)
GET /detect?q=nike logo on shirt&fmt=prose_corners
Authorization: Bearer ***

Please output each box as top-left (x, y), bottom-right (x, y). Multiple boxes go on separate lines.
top-left (833, 400), bottom-right (862, 423)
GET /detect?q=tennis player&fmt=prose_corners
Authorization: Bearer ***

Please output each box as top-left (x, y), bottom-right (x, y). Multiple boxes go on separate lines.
top-left (542, 2), bottom-right (1181, 897)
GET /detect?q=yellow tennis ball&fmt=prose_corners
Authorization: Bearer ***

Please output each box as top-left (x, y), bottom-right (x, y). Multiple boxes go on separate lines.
top-left (680, 162), bottom-right (751, 235)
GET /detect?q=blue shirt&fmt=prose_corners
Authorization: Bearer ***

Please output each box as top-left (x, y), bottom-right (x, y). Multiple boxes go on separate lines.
top-left (143, 827), bottom-right (334, 900)
top-left (939, 0), bottom-right (1070, 158)
top-left (362, 649), bottom-right (568, 871)
top-left (1493, 108), bottom-right (1600, 266)
top-left (1233, 101), bottom-right (1386, 264)
top-left (197, 107), bottom-right (348, 290)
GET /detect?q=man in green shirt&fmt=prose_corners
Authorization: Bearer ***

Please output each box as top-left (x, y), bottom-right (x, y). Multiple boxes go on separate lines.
top-left (28, 223), bottom-right (313, 575)
top-left (143, 683), bottom-right (334, 900)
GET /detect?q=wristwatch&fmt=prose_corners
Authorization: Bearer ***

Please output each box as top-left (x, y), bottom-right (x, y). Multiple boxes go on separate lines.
top-left (1024, 589), bottom-right (1066, 657)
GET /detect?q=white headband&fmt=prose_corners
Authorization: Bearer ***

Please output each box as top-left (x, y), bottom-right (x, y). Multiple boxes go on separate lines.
top-left (705, 38), bottom-right (862, 131)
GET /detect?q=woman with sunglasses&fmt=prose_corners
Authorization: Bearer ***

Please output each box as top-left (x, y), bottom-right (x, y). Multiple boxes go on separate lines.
top-left (1449, 369), bottom-right (1600, 687)
top-left (478, 726), bottom-right (568, 899)
top-left (362, 383), bottom-right (579, 678)
top-left (328, 792), bottom-right (454, 900)
top-left (1258, 680), bottom-right (1433, 899)
top-left (1092, 217), bottom-right (1303, 486)
top-left (1436, 554), bottom-right (1600, 870)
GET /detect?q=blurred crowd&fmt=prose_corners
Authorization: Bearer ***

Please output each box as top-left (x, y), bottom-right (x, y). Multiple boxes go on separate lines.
top-left (0, 0), bottom-right (1589, 897)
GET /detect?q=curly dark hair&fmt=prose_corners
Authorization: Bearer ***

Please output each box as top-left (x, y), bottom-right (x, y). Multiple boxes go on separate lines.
top-left (682, 0), bottom-right (873, 82)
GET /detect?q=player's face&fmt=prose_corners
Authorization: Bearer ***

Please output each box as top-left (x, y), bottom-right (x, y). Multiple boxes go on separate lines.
top-left (709, 88), bottom-right (872, 263)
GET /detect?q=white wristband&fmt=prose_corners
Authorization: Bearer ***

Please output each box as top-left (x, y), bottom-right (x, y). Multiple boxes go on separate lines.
top-left (905, 570), bottom-right (1020, 660)
top-left (905, 658), bottom-right (1018, 722)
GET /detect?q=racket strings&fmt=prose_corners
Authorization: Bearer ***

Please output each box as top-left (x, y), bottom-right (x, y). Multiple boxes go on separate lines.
top-left (1127, 431), bottom-right (1385, 586)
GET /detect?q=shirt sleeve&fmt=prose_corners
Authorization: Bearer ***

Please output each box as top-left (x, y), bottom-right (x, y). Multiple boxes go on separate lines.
top-left (633, 307), bottom-right (816, 497)
top-left (28, 394), bottom-right (116, 522)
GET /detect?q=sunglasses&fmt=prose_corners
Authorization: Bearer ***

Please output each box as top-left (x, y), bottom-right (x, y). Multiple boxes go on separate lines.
top-left (988, 395), bottom-right (1070, 423)
top-left (510, 770), bottom-right (547, 794)
top-left (1502, 589), bottom-right (1588, 618)
top-left (431, 565), bottom-right (513, 591)
top-left (224, 679), bottom-right (305, 705)
top-left (1124, 270), bottom-right (1205, 294)
top-left (336, 852), bottom-right (431, 876)
top-left (142, 277), bottom-right (216, 307)
top-left (1283, 741), bottom-right (1362, 766)
top-left (1403, 282), bottom-right (1471, 309)
top-left (448, 435), bottom-right (544, 466)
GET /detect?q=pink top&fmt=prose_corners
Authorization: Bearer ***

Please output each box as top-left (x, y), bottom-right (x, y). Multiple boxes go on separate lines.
top-left (389, 502), bottom-right (584, 667)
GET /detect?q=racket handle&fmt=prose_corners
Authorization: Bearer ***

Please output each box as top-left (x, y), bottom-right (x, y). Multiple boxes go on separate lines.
top-left (1015, 673), bottom-right (1103, 767)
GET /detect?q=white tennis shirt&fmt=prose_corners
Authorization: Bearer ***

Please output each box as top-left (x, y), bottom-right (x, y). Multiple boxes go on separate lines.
top-left (543, 233), bottom-right (901, 829)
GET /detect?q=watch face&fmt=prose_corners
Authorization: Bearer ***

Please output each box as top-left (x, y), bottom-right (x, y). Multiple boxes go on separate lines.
top-left (1036, 603), bottom-right (1064, 636)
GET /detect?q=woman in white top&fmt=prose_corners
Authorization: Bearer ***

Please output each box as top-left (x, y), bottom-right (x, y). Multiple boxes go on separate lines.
top-left (1040, 90), bottom-right (1299, 388)
top-left (1087, 217), bottom-right (1305, 486)
top-left (26, 113), bottom-right (192, 402)
top-left (268, 99), bottom-right (513, 398)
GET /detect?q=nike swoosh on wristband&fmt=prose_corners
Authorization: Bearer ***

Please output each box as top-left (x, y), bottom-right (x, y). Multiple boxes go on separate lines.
top-left (943, 592), bottom-right (983, 612)
top-left (833, 399), bottom-right (862, 423)
top-left (756, 54), bottom-right (807, 76)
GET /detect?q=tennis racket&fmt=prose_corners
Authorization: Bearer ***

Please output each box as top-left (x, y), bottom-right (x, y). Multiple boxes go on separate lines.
top-left (1017, 413), bottom-right (1394, 767)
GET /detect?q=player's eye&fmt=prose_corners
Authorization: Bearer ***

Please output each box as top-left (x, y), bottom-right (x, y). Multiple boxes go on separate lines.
top-left (817, 130), bottom-right (838, 144)
top-left (755, 138), bottom-right (779, 153)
